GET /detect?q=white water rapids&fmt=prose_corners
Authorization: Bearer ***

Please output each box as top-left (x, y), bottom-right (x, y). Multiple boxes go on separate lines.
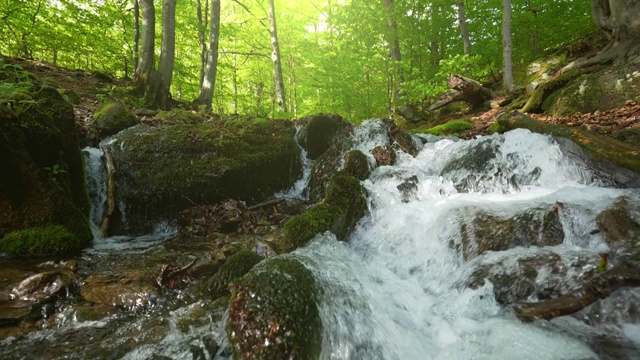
top-left (290, 120), bottom-right (639, 359)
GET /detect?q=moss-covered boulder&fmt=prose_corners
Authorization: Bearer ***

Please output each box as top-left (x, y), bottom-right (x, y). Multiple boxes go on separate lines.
top-left (543, 62), bottom-right (640, 116)
top-left (343, 150), bottom-right (370, 180)
top-left (105, 117), bottom-right (301, 234)
top-left (0, 70), bottom-right (91, 257)
top-left (299, 114), bottom-right (353, 160)
top-left (228, 256), bottom-right (322, 360)
top-left (284, 173), bottom-right (367, 250)
top-left (208, 250), bottom-right (263, 297)
top-left (57, 88), bottom-right (81, 105)
top-left (497, 112), bottom-right (640, 186)
top-left (93, 102), bottom-right (139, 138)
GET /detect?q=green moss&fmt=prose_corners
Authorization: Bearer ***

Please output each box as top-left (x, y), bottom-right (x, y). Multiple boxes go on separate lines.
top-left (343, 150), bottom-right (370, 180)
top-left (57, 88), bottom-right (81, 105)
top-left (487, 122), bottom-right (504, 134)
top-left (0, 225), bottom-right (81, 256)
top-left (155, 108), bottom-right (205, 123)
top-left (283, 203), bottom-right (336, 250)
top-left (93, 102), bottom-right (138, 137)
top-left (422, 120), bottom-right (472, 136)
top-left (228, 256), bottom-right (322, 360)
top-left (208, 250), bottom-right (263, 297)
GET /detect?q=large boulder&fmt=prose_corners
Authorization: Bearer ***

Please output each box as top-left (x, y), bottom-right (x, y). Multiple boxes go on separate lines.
top-left (227, 256), bottom-right (322, 360)
top-left (299, 114), bottom-right (353, 160)
top-left (103, 117), bottom-right (301, 234)
top-left (92, 102), bottom-right (139, 138)
top-left (207, 250), bottom-right (263, 297)
top-left (0, 65), bottom-right (91, 257)
top-left (596, 197), bottom-right (640, 247)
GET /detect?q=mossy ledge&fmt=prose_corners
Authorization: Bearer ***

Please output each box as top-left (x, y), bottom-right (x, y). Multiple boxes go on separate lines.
top-left (228, 256), bottom-right (322, 360)
top-left (283, 172), bottom-right (367, 251)
top-left (497, 112), bottom-right (640, 174)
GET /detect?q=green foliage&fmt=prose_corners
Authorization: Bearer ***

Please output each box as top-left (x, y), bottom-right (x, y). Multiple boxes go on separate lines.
top-left (0, 60), bottom-right (37, 115)
top-left (0, 225), bottom-right (80, 256)
top-left (43, 163), bottom-right (66, 183)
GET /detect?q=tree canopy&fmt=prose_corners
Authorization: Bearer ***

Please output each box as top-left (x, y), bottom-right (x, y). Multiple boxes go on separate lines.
top-left (0, 0), bottom-right (596, 120)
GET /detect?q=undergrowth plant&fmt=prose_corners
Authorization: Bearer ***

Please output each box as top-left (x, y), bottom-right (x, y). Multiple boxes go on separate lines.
top-left (0, 59), bottom-right (37, 116)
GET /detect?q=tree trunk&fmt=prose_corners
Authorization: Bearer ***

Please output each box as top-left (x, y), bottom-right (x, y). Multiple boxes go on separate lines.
top-left (427, 74), bottom-right (495, 111)
top-left (384, 0), bottom-right (402, 111)
top-left (195, 0), bottom-right (220, 111)
top-left (196, 0), bottom-right (207, 87)
top-left (458, 0), bottom-right (471, 55)
top-left (133, 0), bottom-right (140, 74)
top-left (561, 0), bottom-right (640, 73)
top-left (268, 0), bottom-right (287, 112)
top-left (134, 0), bottom-right (154, 83)
top-left (501, 0), bottom-right (514, 93)
top-left (156, 0), bottom-right (177, 108)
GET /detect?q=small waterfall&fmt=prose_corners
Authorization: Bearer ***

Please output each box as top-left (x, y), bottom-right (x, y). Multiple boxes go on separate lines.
top-left (82, 146), bottom-right (107, 239)
top-left (277, 124), bottom-right (314, 200)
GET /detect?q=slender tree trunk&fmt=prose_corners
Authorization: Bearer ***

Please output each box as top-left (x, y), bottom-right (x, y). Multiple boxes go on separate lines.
top-left (501, 0), bottom-right (514, 93)
top-left (196, 0), bottom-right (207, 87)
top-left (458, 0), bottom-right (471, 54)
top-left (384, 0), bottom-right (402, 111)
top-left (157, 0), bottom-right (177, 108)
top-left (196, 0), bottom-right (221, 111)
top-left (232, 51), bottom-right (238, 114)
top-left (134, 0), bottom-right (154, 83)
top-left (133, 0), bottom-right (140, 74)
top-left (268, 0), bottom-right (287, 112)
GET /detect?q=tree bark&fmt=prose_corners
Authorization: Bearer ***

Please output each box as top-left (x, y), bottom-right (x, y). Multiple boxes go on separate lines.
top-left (155, 0), bottom-right (177, 109)
top-left (501, 0), bottom-right (514, 93)
top-left (133, 0), bottom-right (140, 74)
top-left (458, 0), bottom-right (471, 55)
top-left (268, 0), bottom-right (287, 112)
top-left (134, 0), bottom-right (154, 83)
top-left (196, 0), bottom-right (220, 111)
top-left (384, 0), bottom-right (402, 111)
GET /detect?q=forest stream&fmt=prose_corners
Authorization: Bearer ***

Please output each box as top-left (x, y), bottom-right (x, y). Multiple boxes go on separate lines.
top-left (1, 120), bottom-right (640, 359)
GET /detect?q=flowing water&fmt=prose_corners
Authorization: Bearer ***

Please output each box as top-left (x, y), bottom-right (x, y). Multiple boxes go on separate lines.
top-left (1, 121), bottom-right (639, 359)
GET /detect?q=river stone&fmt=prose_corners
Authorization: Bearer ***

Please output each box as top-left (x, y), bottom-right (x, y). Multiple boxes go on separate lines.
top-left (596, 197), bottom-right (640, 245)
top-left (228, 256), bottom-right (322, 360)
top-left (460, 206), bottom-right (564, 260)
top-left (387, 121), bottom-right (418, 156)
top-left (93, 102), bottom-right (139, 138)
top-left (0, 299), bottom-right (37, 326)
top-left (12, 270), bottom-right (76, 302)
top-left (80, 272), bottom-right (156, 308)
top-left (299, 114), bottom-right (353, 160)
top-left (104, 117), bottom-right (301, 234)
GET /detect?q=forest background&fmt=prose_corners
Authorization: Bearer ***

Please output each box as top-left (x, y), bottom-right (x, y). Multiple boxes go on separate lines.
top-left (0, 0), bottom-right (595, 121)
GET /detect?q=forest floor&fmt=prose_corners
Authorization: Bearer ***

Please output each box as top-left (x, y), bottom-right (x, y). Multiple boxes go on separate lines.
top-left (5, 56), bottom-right (640, 141)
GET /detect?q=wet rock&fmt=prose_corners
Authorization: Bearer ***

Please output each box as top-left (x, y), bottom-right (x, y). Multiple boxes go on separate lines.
top-left (92, 102), bottom-right (139, 138)
top-left (80, 271), bottom-right (156, 308)
top-left (284, 173), bottom-right (367, 250)
top-left (343, 150), bottom-right (370, 180)
top-left (12, 270), bottom-right (76, 302)
top-left (187, 260), bottom-right (222, 280)
top-left (596, 197), bottom-right (640, 246)
top-left (372, 145), bottom-right (396, 166)
top-left (228, 256), bottom-right (322, 360)
top-left (104, 117), bottom-right (301, 234)
top-left (0, 299), bottom-right (36, 326)
top-left (298, 114), bottom-right (353, 160)
top-left (397, 175), bottom-right (419, 203)
top-left (388, 122), bottom-right (418, 156)
top-left (467, 249), bottom-right (596, 304)
top-left (208, 250), bottom-right (263, 297)
top-left (460, 206), bottom-right (564, 260)
top-left (308, 145), bottom-right (345, 203)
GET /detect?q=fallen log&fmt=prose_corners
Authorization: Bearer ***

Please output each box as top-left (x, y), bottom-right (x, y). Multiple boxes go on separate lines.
top-left (428, 74), bottom-right (495, 111)
top-left (513, 262), bottom-right (640, 322)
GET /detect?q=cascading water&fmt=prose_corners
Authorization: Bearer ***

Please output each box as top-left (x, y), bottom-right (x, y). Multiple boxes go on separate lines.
top-left (290, 121), bottom-right (639, 359)
top-left (277, 124), bottom-right (314, 200)
top-left (82, 146), bottom-right (107, 238)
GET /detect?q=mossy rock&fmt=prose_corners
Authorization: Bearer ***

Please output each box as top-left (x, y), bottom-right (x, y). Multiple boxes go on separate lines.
top-left (155, 108), bottom-right (205, 124)
top-left (299, 114), bottom-right (353, 160)
top-left (543, 62), bottom-right (640, 115)
top-left (284, 173), bottom-right (367, 250)
top-left (105, 117), bottom-right (301, 234)
top-left (611, 126), bottom-right (640, 147)
top-left (520, 66), bottom-right (600, 113)
top-left (596, 197), bottom-right (640, 246)
top-left (0, 225), bottom-right (82, 256)
top-left (388, 123), bottom-right (418, 156)
top-left (57, 88), bottom-right (81, 105)
top-left (423, 119), bottom-right (472, 136)
top-left (228, 256), bottom-right (322, 360)
top-left (208, 250), bottom-right (263, 297)
top-left (0, 81), bottom-right (91, 256)
top-left (343, 150), bottom-right (370, 180)
top-left (93, 102), bottom-right (139, 138)
top-left (308, 144), bottom-right (345, 203)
